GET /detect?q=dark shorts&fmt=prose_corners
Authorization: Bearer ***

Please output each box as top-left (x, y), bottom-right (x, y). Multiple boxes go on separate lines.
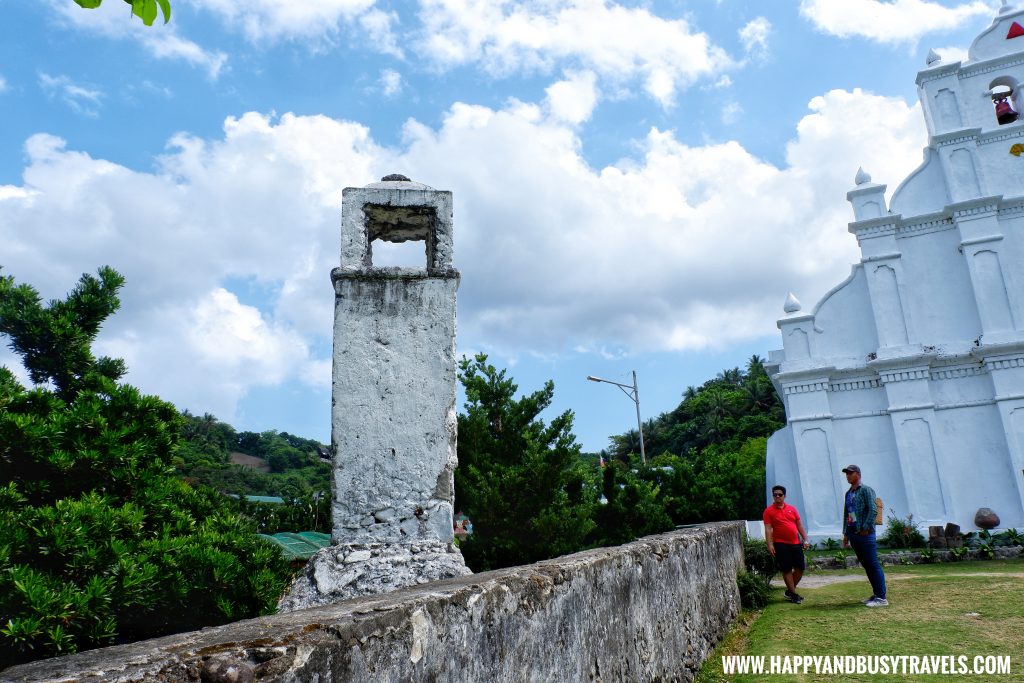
top-left (774, 542), bottom-right (806, 572)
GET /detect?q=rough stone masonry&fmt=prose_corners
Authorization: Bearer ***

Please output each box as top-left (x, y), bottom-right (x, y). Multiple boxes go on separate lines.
top-left (279, 175), bottom-right (470, 611)
top-left (3, 523), bottom-right (743, 682)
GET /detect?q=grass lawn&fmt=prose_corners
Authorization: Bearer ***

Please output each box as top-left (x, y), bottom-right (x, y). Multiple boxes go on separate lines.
top-left (697, 559), bottom-right (1024, 682)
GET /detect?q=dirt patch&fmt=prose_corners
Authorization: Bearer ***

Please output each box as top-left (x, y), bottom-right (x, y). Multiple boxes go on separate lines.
top-left (229, 452), bottom-right (270, 472)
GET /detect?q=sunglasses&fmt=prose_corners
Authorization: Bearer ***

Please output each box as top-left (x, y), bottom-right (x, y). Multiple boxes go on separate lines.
top-left (772, 493), bottom-right (785, 497)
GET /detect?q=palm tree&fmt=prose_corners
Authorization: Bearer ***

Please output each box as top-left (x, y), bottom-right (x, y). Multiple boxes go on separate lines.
top-left (715, 367), bottom-right (742, 386)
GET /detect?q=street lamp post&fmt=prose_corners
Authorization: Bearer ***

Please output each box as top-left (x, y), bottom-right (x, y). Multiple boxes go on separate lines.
top-left (586, 370), bottom-right (646, 465)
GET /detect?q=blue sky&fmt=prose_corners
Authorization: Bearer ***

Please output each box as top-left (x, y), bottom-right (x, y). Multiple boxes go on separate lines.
top-left (0, 0), bottom-right (1005, 452)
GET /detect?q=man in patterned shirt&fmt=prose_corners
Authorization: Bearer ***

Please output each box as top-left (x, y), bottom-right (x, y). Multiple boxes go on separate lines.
top-left (842, 464), bottom-right (888, 607)
top-left (763, 485), bottom-right (811, 604)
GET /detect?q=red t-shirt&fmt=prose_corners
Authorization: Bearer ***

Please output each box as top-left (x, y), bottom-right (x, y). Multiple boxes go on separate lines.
top-left (763, 503), bottom-right (801, 545)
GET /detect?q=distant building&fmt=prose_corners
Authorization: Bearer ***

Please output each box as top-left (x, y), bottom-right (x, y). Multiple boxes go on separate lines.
top-left (767, 5), bottom-right (1024, 538)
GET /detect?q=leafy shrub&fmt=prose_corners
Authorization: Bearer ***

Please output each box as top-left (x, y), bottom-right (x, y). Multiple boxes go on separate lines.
top-left (880, 512), bottom-right (926, 548)
top-left (993, 528), bottom-right (1024, 547)
top-left (950, 546), bottom-right (967, 561)
top-left (0, 268), bottom-right (293, 667)
top-left (919, 547), bottom-right (937, 564)
top-left (822, 537), bottom-right (841, 551)
top-left (742, 536), bottom-right (776, 579)
top-left (734, 537), bottom-right (775, 609)
top-left (737, 570), bottom-right (771, 609)
top-left (833, 550), bottom-right (847, 566)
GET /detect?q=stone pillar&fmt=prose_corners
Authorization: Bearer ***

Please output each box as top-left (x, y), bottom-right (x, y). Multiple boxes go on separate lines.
top-left (279, 175), bottom-right (470, 612)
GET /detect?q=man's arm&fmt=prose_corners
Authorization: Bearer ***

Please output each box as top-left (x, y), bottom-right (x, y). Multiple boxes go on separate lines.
top-left (764, 523), bottom-right (775, 555)
top-left (797, 519), bottom-right (810, 547)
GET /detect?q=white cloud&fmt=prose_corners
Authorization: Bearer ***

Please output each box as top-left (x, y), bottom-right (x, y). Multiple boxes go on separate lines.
top-left (145, 33), bottom-right (228, 79)
top-left (0, 87), bottom-right (926, 420)
top-left (414, 0), bottom-right (734, 107)
top-left (721, 101), bottom-right (743, 124)
top-left (380, 68), bottom-right (403, 97)
top-left (50, 0), bottom-right (227, 79)
top-left (401, 90), bottom-right (923, 353)
top-left (0, 113), bottom-right (381, 420)
top-left (739, 17), bottom-right (772, 60)
top-left (707, 74), bottom-right (734, 90)
top-left (94, 289), bottom-right (322, 418)
top-left (799, 0), bottom-right (991, 45)
top-left (191, 0), bottom-right (386, 45)
top-left (0, 75), bottom-right (7, 93)
top-left (38, 73), bottom-right (103, 116)
top-left (934, 45), bottom-right (970, 62)
top-left (545, 70), bottom-right (599, 124)
top-left (0, 186), bottom-right (32, 201)
top-left (359, 8), bottom-right (403, 57)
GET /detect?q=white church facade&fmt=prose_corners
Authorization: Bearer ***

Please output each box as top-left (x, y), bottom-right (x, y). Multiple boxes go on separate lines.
top-left (766, 4), bottom-right (1024, 539)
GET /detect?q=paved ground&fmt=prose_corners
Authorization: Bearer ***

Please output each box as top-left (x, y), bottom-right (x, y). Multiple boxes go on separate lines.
top-left (773, 571), bottom-right (1024, 589)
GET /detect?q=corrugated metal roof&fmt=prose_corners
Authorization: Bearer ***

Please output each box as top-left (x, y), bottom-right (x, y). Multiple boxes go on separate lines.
top-left (258, 531), bottom-right (332, 561)
top-left (229, 494), bottom-right (286, 504)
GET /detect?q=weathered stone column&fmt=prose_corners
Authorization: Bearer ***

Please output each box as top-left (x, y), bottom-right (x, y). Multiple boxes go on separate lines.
top-left (279, 175), bottom-right (470, 611)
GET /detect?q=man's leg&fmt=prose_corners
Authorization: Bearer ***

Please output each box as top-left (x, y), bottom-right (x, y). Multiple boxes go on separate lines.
top-left (791, 567), bottom-right (803, 589)
top-left (782, 569), bottom-right (796, 593)
top-left (776, 545), bottom-right (802, 602)
top-left (860, 533), bottom-right (886, 599)
top-left (850, 533), bottom-right (886, 601)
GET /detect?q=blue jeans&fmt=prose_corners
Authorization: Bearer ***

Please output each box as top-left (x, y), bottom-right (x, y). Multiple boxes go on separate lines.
top-left (848, 529), bottom-right (886, 599)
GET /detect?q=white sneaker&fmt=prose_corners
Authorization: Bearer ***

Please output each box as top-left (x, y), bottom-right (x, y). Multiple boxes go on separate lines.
top-left (861, 596), bottom-right (875, 604)
top-left (865, 597), bottom-right (889, 607)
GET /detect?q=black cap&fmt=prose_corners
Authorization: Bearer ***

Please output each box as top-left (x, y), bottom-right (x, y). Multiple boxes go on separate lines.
top-left (842, 464), bottom-right (861, 474)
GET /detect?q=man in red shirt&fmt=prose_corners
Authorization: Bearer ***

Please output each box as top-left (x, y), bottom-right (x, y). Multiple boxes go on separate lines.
top-left (763, 485), bottom-right (811, 603)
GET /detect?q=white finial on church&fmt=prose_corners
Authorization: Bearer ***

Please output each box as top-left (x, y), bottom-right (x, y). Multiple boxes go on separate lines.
top-left (1000, 0), bottom-right (1012, 14)
top-left (783, 292), bottom-right (802, 314)
top-left (854, 167), bottom-right (872, 185)
top-left (926, 48), bottom-right (941, 65)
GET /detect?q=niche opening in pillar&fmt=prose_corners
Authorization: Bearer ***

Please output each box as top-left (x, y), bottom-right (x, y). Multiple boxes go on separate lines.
top-left (370, 238), bottom-right (428, 268)
top-left (363, 203), bottom-right (437, 269)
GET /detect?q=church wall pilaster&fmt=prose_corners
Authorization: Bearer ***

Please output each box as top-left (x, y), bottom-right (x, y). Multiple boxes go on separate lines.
top-left (984, 353), bottom-right (1024, 521)
top-left (878, 365), bottom-right (952, 527)
top-left (954, 202), bottom-right (1020, 340)
top-left (782, 378), bottom-right (843, 535)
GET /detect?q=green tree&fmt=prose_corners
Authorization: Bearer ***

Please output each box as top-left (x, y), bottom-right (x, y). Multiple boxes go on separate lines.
top-left (590, 460), bottom-right (673, 546)
top-left (0, 267), bottom-right (290, 667)
top-left (73, 0), bottom-right (171, 26)
top-left (604, 354), bottom-right (784, 523)
top-left (455, 354), bottom-right (595, 571)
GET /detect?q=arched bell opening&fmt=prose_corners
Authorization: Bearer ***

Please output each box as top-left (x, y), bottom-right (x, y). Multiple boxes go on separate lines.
top-left (989, 77), bottom-right (1020, 125)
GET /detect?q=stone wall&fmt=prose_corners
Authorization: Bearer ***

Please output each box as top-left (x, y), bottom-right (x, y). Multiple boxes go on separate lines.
top-left (2, 522), bottom-right (743, 683)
